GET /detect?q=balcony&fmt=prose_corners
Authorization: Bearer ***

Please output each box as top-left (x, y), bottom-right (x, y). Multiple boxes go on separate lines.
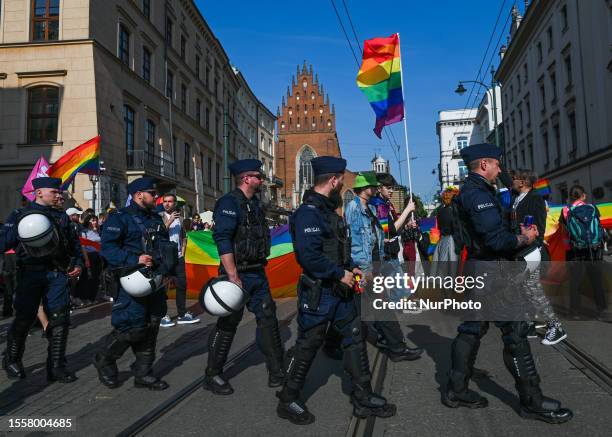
top-left (127, 150), bottom-right (176, 182)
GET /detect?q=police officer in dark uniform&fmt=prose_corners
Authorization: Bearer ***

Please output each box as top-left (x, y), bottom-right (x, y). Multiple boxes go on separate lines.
top-left (203, 159), bottom-right (285, 394)
top-left (1, 177), bottom-right (83, 382)
top-left (276, 156), bottom-right (396, 425)
top-left (93, 177), bottom-right (175, 390)
top-left (442, 144), bottom-right (573, 424)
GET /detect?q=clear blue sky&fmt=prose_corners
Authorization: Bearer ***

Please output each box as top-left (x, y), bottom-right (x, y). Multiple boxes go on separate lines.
top-left (195, 0), bottom-right (514, 203)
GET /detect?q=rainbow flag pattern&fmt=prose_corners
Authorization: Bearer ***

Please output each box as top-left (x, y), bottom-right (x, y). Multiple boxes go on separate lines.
top-left (49, 136), bottom-right (100, 189)
top-left (534, 178), bottom-right (551, 196)
top-left (357, 33), bottom-right (404, 138)
top-left (184, 225), bottom-right (300, 299)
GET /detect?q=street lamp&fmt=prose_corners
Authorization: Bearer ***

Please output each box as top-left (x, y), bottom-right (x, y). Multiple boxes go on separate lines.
top-left (454, 66), bottom-right (501, 154)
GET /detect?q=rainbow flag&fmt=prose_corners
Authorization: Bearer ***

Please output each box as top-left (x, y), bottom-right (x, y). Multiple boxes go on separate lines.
top-left (48, 136), bottom-right (100, 189)
top-left (379, 217), bottom-right (390, 234)
top-left (357, 33), bottom-right (404, 138)
top-left (184, 225), bottom-right (301, 299)
top-left (534, 178), bottom-right (551, 196)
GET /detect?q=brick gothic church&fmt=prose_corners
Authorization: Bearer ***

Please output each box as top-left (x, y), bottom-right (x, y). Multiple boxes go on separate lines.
top-left (276, 62), bottom-right (354, 209)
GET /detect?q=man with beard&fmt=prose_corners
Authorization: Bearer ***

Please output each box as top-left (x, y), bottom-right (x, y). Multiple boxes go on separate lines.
top-left (203, 159), bottom-right (285, 394)
top-left (93, 177), bottom-right (173, 390)
top-left (276, 157), bottom-right (396, 424)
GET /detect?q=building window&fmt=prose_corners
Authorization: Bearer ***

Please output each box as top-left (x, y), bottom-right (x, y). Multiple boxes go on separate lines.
top-left (206, 65), bottom-right (211, 88)
top-left (123, 104), bottom-right (135, 166)
top-left (166, 69), bottom-right (173, 99)
top-left (145, 119), bottom-right (156, 156)
top-left (118, 25), bottom-right (130, 66)
top-left (165, 17), bottom-right (173, 46)
top-left (561, 5), bottom-right (568, 31)
top-left (528, 143), bottom-right (534, 166)
top-left (142, 0), bottom-right (150, 20)
top-left (180, 35), bottom-right (186, 60)
top-left (31, 0), bottom-right (59, 41)
top-left (568, 112), bottom-right (577, 153)
top-left (216, 161), bottom-right (221, 190)
top-left (550, 71), bottom-right (557, 102)
top-left (260, 133), bottom-right (265, 150)
top-left (196, 98), bottom-right (201, 125)
top-left (539, 82), bottom-right (546, 112)
top-left (183, 143), bottom-right (191, 177)
top-left (456, 136), bottom-right (468, 149)
top-left (207, 157), bottom-right (212, 186)
top-left (518, 109), bottom-right (523, 132)
top-left (537, 42), bottom-right (543, 64)
top-left (181, 84), bottom-right (187, 113)
top-left (142, 47), bottom-right (151, 83)
top-left (553, 124), bottom-right (561, 165)
top-left (525, 99), bottom-right (531, 125)
top-left (523, 64), bottom-right (528, 84)
top-left (205, 107), bottom-right (210, 131)
top-left (28, 86), bottom-right (59, 144)
top-left (458, 164), bottom-right (468, 180)
top-left (298, 147), bottom-right (315, 192)
top-left (543, 131), bottom-right (550, 165)
top-left (268, 139), bottom-right (273, 155)
top-left (547, 27), bottom-right (553, 51)
top-left (195, 55), bottom-right (200, 79)
top-left (564, 54), bottom-right (573, 87)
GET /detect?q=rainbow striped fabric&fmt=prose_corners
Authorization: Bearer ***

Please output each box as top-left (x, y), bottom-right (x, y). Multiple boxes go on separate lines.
top-left (356, 33), bottom-right (404, 138)
top-left (184, 225), bottom-right (300, 299)
top-left (534, 178), bottom-right (551, 196)
top-left (48, 136), bottom-right (100, 189)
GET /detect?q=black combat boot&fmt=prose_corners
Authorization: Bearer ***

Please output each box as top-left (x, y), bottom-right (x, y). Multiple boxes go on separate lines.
top-left (2, 321), bottom-right (29, 379)
top-left (442, 333), bottom-right (488, 409)
top-left (46, 324), bottom-right (77, 383)
top-left (203, 328), bottom-right (235, 395)
top-left (131, 321), bottom-right (168, 391)
top-left (93, 330), bottom-right (130, 388)
top-left (385, 344), bottom-right (423, 362)
top-left (276, 345), bottom-right (317, 425)
top-left (344, 342), bottom-right (396, 418)
top-left (503, 339), bottom-right (573, 424)
top-left (257, 317), bottom-right (285, 387)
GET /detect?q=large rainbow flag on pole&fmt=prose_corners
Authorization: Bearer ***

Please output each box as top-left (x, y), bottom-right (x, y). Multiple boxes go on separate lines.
top-left (48, 135), bottom-right (100, 189)
top-left (184, 225), bottom-right (301, 299)
top-left (356, 33), bottom-right (404, 138)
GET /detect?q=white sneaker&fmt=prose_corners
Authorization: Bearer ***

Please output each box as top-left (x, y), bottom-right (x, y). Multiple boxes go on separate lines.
top-left (160, 315), bottom-right (176, 327)
top-left (541, 325), bottom-right (567, 345)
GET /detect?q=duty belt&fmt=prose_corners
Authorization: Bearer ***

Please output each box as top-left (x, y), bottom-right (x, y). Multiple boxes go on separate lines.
top-left (17, 264), bottom-right (58, 272)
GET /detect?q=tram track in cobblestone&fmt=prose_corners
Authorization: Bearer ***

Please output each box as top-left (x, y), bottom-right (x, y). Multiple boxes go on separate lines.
top-left (552, 336), bottom-right (612, 395)
top-left (116, 310), bottom-right (298, 437)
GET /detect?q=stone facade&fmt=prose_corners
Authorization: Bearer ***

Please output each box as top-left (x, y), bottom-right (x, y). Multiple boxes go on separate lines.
top-left (0, 0), bottom-right (271, 218)
top-left (275, 62), bottom-right (341, 209)
top-left (496, 0), bottom-right (612, 203)
top-left (436, 108), bottom-right (478, 188)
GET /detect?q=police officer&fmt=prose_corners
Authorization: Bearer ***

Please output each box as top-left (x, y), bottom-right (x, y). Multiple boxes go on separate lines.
top-left (442, 144), bottom-right (573, 424)
top-left (1, 177), bottom-right (83, 382)
top-left (276, 156), bottom-right (396, 425)
top-left (203, 159), bottom-right (285, 394)
top-left (93, 177), bottom-right (174, 390)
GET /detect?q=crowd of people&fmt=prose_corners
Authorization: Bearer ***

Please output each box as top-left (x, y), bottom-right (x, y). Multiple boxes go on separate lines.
top-left (0, 144), bottom-right (610, 427)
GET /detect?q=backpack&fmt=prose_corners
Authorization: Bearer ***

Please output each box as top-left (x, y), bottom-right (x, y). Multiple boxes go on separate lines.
top-left (567, 204), bottom-right (603, 249)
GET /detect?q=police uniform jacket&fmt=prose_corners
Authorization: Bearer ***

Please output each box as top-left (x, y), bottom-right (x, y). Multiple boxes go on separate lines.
top-left (1, 202), bottom-right (83, 268)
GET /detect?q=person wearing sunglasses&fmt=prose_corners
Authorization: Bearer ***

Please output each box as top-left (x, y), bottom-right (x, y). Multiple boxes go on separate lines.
top-left (203, 159), bottom-right (285, 395)
top-left (93, 177), bottom-right (175, 391)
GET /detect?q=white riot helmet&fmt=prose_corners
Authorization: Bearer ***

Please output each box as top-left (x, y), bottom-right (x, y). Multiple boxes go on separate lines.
top-left (119, 266), bottom-right (163, 297)
top-left (200, 277), bottom-right (248, 317)
top-left (17, 211), bottom-right (60, 258)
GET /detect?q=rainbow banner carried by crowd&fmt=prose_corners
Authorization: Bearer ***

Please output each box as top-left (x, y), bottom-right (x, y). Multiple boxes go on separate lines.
top-left (49, 136), bottom-right (100, 189)
top-left (356, 33), bottom-right (404, 138)
top-left (184, 225), bottom-right (301, 299)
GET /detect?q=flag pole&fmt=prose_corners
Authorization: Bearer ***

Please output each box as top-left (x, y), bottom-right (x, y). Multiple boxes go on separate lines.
top-left (396, 32), bottom-right (413, 202)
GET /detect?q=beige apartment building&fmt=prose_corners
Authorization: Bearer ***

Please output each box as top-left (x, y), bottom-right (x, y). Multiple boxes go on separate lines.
top-left (0, 0), bottom-right (273, 218)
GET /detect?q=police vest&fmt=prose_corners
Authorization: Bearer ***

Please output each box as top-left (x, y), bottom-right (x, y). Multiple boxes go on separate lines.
top-left (228, 190), bottom-right (270, 265)
top-left (302, 198), bottom-right (350, 268)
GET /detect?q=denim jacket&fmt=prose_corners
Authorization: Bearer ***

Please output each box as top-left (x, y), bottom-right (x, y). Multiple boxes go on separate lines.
top-left (344, 196), bottom-right (384, 271)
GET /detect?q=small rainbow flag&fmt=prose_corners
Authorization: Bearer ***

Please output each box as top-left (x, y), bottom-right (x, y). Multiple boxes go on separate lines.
top-left (379, 217), bottom-right (390, 234)
top-left (357, 33), bottom-right (404, 138)
top-left (534, 178), bottom-right (551, 196)
top-left (48, 136), bottom-right (100, 189)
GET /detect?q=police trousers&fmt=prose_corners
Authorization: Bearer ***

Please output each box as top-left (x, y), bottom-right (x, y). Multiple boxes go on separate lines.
top-left (111, 286), bottom-right (167, 332)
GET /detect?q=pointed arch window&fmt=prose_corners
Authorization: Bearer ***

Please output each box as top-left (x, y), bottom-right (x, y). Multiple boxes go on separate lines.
top-left (298, 147), bottom-right (315, 192)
